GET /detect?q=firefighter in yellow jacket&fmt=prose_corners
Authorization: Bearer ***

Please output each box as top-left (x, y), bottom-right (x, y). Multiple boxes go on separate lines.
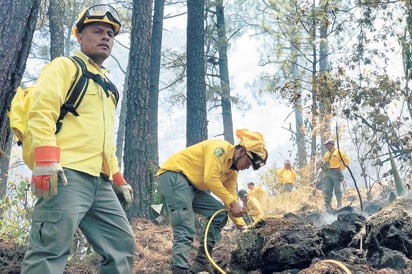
top-left (247, 182), bottom-right (267, 201)
top-left (247, 181), bottom-right (268, 211)
top-left (21, 5), bottom-right (135, 274)
top-left (277, 160), bottom-right (298, 192)
top-left (157, 129), bottom-right (268, 274)
top-left (322, 139), bottom-right (350, 211)
top-left (238, 189), bottom-right (265, 227)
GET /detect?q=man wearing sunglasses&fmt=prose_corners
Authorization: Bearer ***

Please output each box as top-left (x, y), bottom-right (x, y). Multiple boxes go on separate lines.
top-left (21, 5), bottom-right (135, 274)
top-left (157, 129), bottom-right (268, 274)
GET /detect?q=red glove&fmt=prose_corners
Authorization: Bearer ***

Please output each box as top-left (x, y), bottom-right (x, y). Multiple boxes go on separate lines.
top-left (31, 146), bottom-right (67, 199)
top-left (112, 172), bottom-right (133, 210)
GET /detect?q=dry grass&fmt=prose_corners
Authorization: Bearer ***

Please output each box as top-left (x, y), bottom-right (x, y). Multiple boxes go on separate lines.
top-left (263, 185), bottom-right (325, 217)
top-left (263, 184), bottom-right (384, 218)
top-left (131, 218), bottom-right (173, 274)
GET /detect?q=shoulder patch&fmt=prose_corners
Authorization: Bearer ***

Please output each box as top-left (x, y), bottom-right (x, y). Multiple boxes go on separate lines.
top-left (214, 147), bottom-right (225, 157)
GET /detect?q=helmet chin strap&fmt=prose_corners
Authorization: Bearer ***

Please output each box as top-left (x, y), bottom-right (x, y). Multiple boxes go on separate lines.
top-left (231, 153), bottom-right (248, 170)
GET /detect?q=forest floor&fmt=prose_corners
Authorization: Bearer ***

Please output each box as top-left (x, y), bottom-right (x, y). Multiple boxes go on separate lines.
top-left (0, 184), bottom-right (408, 274)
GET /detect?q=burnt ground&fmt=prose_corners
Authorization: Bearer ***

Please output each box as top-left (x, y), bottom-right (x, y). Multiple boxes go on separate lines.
top-left (0, 190), bottom-right (411, 273)
top-left (223, 196), bottom-right (412, 274)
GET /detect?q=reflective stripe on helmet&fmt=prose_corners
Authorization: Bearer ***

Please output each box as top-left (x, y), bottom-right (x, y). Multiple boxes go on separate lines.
top-left (246, 149), bottom-right (268, 170)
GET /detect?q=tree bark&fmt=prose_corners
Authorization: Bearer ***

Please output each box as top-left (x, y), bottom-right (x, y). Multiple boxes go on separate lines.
top-left (310, 0), bottom-right (318, 159)
top-left (124, 0), bottom-right (153, 218)
top-left (48, 0), bottom-right (65, 59)
top-left (216, 0), bottom-right (234, 144)
top-left (0, 137), bottom-right (12, 217)
top-left (0, 0), bottom-right (39, 191)
top-left (186, 0), bottom-right (208, 146)
top-left (116, 74), bottom-right (128, 169)
top-left (319, 0), bottom-right (331, 155)
top-left (149, 0), bottom-right (165, 168)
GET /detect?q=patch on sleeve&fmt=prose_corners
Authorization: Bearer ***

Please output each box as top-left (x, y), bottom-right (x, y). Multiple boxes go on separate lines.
top-left (214, 147), bottom-right (225, 157)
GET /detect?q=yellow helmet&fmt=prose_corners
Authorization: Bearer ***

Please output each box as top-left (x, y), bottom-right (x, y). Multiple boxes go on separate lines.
top-left (72, 4), bottom-right (121, 38)
top-left (236, 129), bottom-right (268, 170)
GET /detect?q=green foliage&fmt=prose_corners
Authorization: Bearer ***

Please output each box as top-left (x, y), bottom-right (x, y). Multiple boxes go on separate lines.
top-left (259, 163), bottom-right (279, 195)
top-left (0, 179), bottom-right (33, 245)
top-left (149, 161), bottom-right (163, 205)
top-left (151, 181), bottom-right (163, 206)
top-left (0, 178), bottom-right (102, 264)
top-left (338, 68), bottom-right (410, 171)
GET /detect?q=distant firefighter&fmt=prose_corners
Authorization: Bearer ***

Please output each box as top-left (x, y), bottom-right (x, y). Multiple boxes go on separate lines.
top-left (238, 189), bottom-right (265, 227)
top-left (322, 139), bottom-right (350, 211)
top-left (310, 160), bottom-right (325, 190)
top-left (277, 160), bottom-right (298, 192)
top-left (247, 182), bottom-right (268, 202)
top-left (247, 181), bottom-right (268, 212)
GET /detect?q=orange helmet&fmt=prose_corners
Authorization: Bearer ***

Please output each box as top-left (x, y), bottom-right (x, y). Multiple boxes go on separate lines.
top-left (72, 4), bottom-right (121, 38)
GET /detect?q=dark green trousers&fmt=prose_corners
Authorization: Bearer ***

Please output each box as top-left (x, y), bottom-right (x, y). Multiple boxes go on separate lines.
top-left (21, 168), bottom-right (135, 274)
top-left (157, 171), bottom-right (227, 270)
top-left (324, 168), bottom-right (344, 207)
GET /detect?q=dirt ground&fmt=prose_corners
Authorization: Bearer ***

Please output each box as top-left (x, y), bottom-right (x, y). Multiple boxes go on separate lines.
top-left (131, 218), bottom-right (174, 273)
top-left (0, 185), bottom-right (410, 273)
top-left (0, 217), bottom-right (175, 274)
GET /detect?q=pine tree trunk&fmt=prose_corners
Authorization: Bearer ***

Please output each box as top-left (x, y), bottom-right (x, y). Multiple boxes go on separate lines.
top-left (149, 0), bottom-right (165, 167)
top-left (48, 0), bottom-right (65, 59)
top-left (124, 0), bottom-right (154, 218)
top-left (186, 0), bottom-right (207, 146)
top-left (0, 0), bottom-right (40, 197)
top-left (216, 0), bottom-right (234, 144)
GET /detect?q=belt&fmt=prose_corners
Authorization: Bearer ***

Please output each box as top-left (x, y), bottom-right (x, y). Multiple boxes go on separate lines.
top-left (100, 173), bottom-right (110, 181)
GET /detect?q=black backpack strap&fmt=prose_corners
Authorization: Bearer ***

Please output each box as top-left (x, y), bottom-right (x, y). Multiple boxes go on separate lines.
top-left (106, 80), bottom-right (119, 106)
top-left (55, 56), bottom-right (120, 134)
top-left (71, 56), bottom-right (119, 106)
top-left (56, 56), bottom-right (88, 134)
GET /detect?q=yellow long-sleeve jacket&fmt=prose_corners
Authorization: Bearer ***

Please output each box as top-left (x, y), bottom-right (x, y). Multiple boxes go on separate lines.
top-left (248, 185), bottom-right (267, 202)
top-left (244, 197), bottom-right (264, 225)
top-left (277, 168), bottom-right (297, 184)
top-left (156, 139), bottom-right (246, 226)
top-left (322, 148), bottom-right (350, 170)
top-left (28, 50), bottom-right (120, 178)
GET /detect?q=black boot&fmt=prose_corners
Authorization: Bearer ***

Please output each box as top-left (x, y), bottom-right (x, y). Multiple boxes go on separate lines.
top-left (171, 266), bottom-right (191, 274)
top-left (190, 247), bottom-right (214, 273)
